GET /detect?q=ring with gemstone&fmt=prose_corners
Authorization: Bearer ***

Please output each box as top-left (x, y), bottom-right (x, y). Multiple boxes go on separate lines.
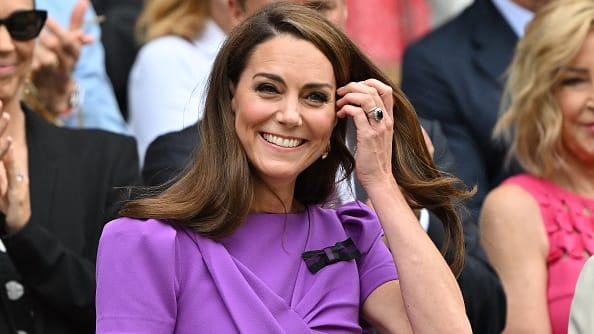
top-left (16, 174), bottom-right (24, 183)
top-left (366, 107), bottom-right (384, 121)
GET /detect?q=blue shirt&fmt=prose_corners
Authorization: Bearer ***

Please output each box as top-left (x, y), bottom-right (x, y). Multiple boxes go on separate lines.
top-left (492, 0), bottom-right (534, 37)
top-left (35, 0), bottom-right (130, 134)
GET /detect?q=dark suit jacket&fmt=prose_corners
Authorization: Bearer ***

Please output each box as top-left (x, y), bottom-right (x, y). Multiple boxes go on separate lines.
top-left (421, 118), bottom-right (506, 334)
top-left (0, 106), bottom-right (139, 333)
top-left (142, 123), bottom-right (200, 187)
top-left (401, 0), bottom-right (522, 222)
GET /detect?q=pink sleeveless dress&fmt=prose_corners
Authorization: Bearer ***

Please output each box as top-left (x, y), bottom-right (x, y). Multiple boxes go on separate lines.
top-left (504, 174), bottom-right (594, 334)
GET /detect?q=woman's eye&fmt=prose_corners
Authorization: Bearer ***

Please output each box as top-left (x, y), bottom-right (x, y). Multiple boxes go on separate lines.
top-left (306, 92), bottom-right (329, 104)
top-left (256, 83), bottom-right (278, 94)
top-left (560, 77), bottom-right (587, 86)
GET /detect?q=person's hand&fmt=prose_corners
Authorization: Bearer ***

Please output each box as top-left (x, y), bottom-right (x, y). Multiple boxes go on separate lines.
top-left (0, 111), bottom-right (31, 233)
top-left (30, 0), bottom-right (93, 116)
top-left (336, 79), bottom-right (395, 190)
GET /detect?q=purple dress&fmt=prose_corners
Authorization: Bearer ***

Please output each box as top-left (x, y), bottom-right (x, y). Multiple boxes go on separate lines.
top-left (96, 201), bottom-right (398, 333)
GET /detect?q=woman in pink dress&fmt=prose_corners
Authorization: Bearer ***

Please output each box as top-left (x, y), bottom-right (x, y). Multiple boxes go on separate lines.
top-left (481, 1), bottom-right (594, 333)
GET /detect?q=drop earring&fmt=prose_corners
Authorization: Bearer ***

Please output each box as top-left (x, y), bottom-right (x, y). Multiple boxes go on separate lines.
top-left (321, 142), bottom-right (330, 160)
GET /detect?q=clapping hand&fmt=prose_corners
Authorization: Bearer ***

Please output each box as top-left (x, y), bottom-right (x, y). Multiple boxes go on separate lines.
top-left (0, 109), bottom-right (31, 233)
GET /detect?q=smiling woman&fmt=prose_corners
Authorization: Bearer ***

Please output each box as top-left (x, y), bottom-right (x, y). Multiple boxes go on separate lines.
top-left (231, 34), bottom-right (337, 208)
top-left (0, 0), bottom-right (139, 333)
top-left (98, 2), bottom-right (472, 333)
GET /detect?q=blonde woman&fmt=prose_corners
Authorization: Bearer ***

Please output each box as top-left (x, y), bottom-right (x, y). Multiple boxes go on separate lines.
top-left (127, 0), bottom-right (231, 163)
top-left (481, 1), bottom-right (594, 333)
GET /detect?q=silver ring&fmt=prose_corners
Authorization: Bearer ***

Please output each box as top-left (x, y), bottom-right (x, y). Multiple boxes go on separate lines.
top-left (16, 174), bottom-right (24, 183)
top-left (366, 107), bottom-right (384, 121)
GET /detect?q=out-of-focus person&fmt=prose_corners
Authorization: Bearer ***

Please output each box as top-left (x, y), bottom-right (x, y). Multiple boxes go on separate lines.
top-left (481, 1), bottom-right (594, 332)
top-left (0, 0), bottom-right (139, 332)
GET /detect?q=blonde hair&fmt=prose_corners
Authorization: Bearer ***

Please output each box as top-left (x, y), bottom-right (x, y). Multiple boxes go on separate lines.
top-left (135, 0), bottom-right (209, 44)
top-left (495, 0), bottom-right (594, 177)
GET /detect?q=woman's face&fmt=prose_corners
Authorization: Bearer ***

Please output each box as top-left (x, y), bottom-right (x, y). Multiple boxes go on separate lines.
top-left (0, 0), bottom-right (36, 103)
top-left (231, 34), bottom-right (337, 188)
top-left (554, 31), bottom-right (594, 164)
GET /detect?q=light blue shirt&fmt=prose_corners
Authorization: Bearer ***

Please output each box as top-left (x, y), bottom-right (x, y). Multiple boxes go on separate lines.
top-left (492, 0), bottom-right (535, 37)
top-left (35, 0), bottom-right (130, 134)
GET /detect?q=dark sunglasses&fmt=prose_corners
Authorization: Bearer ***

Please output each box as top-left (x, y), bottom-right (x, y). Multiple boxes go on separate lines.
top-left (0, 10), bottom-right (47, 41)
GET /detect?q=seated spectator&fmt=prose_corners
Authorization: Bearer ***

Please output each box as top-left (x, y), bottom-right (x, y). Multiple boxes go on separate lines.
top-left (0, 0), bottom-right (140, 332)
top-left (481, 1), bottom-right (594, 332)
top-left (128, 0), bottom-right (231, 163)
top-left (33, 0), bottom-right (129, 134)
top-left (401, 0), bottom-right (550, 222)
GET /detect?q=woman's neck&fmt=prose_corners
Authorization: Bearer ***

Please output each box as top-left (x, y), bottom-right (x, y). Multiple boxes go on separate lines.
top-left (547, 151), bottom-right (594, 198)
top-left (250, 178), bottom-right (303, 213)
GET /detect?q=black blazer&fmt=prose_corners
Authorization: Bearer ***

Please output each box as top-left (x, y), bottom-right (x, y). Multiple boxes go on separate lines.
top-left (421, 118), bottom-right (506, 334)
top-left (0, 106), bottom-right (139, 333)
top-left (142, 122), bottom-right (200, 187)
top-left (401, 0), bottom-right (522, 222)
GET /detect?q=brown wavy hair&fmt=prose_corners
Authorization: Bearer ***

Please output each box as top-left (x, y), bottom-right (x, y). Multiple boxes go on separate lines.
top-left (121, 2), bottom-right (472, 275)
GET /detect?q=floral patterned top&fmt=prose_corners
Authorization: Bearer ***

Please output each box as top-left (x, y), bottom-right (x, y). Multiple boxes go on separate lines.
top-left (504, 174), bottom-right (594, 334)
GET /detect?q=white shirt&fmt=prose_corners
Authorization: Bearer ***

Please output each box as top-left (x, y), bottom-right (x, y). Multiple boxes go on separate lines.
top-left (128, 19), bottom-right (226, 164)
top-left (492, 0), bottom-right (534, 37)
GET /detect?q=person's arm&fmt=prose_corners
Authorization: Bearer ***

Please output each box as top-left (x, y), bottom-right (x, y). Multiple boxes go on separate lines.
top-left (336, 79), bottom-right (470, 333)
top-left (427, 209), bottom-right (507, 334)
top-left (96, 218), bottom-right (178, 333)
top-left (2, 133), bottom-right (139, 330)
top-left (66, 2), bottom-right (129, 134)
top-left (33, 0), bottom-right (128, 134)
top-left (480, 184), bottom-right (551, 334)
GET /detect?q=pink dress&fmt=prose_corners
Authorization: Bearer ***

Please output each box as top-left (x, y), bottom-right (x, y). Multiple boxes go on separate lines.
top-left (504, 174), bottom-right (594, 334)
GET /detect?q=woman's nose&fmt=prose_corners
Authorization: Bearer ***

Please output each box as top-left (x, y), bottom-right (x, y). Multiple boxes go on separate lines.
top-left (0, 27), bottom-right (16, 51)
top-left (276, 98), bottom-right (303, 127)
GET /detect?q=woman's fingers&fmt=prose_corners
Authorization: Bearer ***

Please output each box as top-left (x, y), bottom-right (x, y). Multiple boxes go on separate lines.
top-left (2, 146), bottom-right (31, 232)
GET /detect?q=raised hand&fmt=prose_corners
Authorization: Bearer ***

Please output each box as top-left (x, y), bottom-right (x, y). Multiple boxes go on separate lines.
top-left (335, 79), bottom-right (395, 189)
top-left (30, 0), bottom-right (93, 116)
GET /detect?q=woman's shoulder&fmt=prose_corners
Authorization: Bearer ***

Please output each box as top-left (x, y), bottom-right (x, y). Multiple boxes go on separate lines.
top-left (481, 176), bottom-right (543, 229)
top-left (484, 178), bottom-right (540, 212)
top-left (135, 36), bottom-right (204, 65)
top-left (100, 217), bottom-right (186, 252)
top-left (316, 201), bottom-right (383, 253)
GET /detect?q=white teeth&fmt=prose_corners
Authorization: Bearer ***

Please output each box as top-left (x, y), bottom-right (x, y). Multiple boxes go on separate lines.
top-left (262, 133), bottom-right (303, 148)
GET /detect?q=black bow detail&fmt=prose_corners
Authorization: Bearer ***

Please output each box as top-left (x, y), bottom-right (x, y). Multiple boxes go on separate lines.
top-left (302, 238), bottom-right (361, 274)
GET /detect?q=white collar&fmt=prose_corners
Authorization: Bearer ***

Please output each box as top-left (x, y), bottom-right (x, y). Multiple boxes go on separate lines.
top-left (492, 0), bottom-right (534, 37)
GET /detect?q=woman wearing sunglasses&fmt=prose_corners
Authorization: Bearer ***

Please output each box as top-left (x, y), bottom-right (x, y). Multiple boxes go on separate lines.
top-left (0, 1), bottom-right (139, 333)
